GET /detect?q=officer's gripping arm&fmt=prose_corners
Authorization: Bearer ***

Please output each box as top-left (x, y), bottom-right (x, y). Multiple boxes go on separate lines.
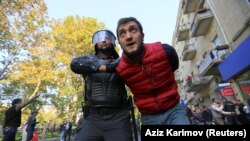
top-left (105, 58), bottom-right (120, 73)
top-left (70, 55), bottom-right (101, 74)
top-left (96, 57), bottom-right (120, 73)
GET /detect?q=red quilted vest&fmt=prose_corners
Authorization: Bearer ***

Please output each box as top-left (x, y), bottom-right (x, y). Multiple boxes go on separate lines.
top-left (116, 42), bottom-right (179, 114)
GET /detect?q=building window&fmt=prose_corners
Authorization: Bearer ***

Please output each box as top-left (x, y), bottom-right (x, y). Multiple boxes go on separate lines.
top-left (198, 0), bottom-right (205, 9)
top-left (212, 35), bottom-right (222, 47)
top-left (212, 34), bottom-right (229, 59)
top-left (236, 69), bottom-right (250, 100)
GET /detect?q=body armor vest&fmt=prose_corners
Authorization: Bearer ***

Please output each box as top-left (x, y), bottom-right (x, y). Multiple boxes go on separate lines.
top-left (84, 59), bottom-right (127, 108)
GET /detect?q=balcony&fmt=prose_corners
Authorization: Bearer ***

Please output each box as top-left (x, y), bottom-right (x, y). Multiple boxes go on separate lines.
top-left (177, 25), bottom-right (190, 42)
top-left (175, 75), bottom-right (183, 83)
top-left (185, 74), bottom-right (212, 92)
top-left (191, 9), bottom-right (214, 37)
top-left (182, 44), bottom-right (196, 61)
top-left (198, 49), bottom-right (230, 76)
top-left (183, 0), bottom-right (198, 14)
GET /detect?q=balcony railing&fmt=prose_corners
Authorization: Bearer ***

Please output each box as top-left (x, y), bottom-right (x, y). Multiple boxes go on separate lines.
top-left (191, 9), bottom-right (214, 37)
top-left (197, 49), bottom-right (230, 76)
top-left (215, 44), bottom-right (229, 51)
top-left (183, 0), bottom-right (198, 14)
top-left (185, 74), bottom-right (212, 92)
top-left (177, 25), bottom-right (190, 42)
top-left (182, 44), bottom-right (196, 61)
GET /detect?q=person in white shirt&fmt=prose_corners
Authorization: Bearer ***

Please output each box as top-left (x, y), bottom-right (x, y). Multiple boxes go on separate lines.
top-left (210, 98), bottom-right (234, 125)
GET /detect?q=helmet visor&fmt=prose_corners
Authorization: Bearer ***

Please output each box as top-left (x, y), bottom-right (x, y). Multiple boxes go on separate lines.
top-left (92, 30), bottom-right (116, 46)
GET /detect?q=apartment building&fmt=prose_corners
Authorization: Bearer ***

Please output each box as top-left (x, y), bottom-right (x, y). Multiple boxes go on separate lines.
top-left (173, 0), bottom-right (250, 109)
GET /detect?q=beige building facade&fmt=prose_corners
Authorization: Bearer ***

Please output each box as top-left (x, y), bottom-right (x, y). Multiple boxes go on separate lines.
top-left (173, 0), bottom-right (250, 109)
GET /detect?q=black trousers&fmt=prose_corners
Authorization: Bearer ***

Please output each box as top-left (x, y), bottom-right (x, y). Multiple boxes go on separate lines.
top-left (3, 127), bottom-right (17, 141)
top-left (26, 130), bottom-right (34, 141)
top-left (74, 109), bottom-right (133, 141)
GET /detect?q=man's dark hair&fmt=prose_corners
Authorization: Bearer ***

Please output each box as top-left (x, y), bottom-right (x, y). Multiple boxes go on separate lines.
top-left (12, 98), bottom-right (22, 106)
top-left (116, 17), bottom-right (144, 39)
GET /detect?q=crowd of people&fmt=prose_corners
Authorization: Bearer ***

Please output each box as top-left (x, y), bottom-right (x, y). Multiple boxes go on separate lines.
top-left (2, 16), bottom-right (250, 141)
top-left (59, 121), bottom-right (73, 141)
top-left (186, 97), bottom-right (250, 125)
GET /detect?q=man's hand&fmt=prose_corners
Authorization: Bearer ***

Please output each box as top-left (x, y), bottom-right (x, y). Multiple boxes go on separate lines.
top-left (106, 58), bottom-right (120, 73)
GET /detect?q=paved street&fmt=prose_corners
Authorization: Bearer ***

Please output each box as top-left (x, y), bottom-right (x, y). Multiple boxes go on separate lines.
top-left (44, 137), bottom-right (74, 141)
top-left (44, 138), bottom-right (60, 141)
top-left (45, 138), bottom-right (60, 141)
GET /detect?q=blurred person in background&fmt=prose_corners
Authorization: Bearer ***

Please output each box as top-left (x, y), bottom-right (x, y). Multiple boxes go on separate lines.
top-left (3, 95), bottom-right (39, 141)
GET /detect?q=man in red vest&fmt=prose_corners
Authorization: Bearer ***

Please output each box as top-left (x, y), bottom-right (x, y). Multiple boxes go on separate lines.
top-left (113, 17), bottom-right (190, 125)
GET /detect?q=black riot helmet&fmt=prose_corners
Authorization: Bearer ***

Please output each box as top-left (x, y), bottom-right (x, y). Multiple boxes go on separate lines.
top-left (92, 29), bottom-right (119, 58)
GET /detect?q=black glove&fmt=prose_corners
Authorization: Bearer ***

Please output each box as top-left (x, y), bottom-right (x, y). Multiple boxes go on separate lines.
top-left (91, 59), bottom-right (102, 71)
top-left (106, 58), bottom-right (121, 73)
top-left (79, 55), bottom-right (101, 72)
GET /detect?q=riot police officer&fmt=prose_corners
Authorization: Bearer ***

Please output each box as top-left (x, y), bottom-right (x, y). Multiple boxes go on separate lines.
top-left (70, 29), bottom-right (133, 141)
